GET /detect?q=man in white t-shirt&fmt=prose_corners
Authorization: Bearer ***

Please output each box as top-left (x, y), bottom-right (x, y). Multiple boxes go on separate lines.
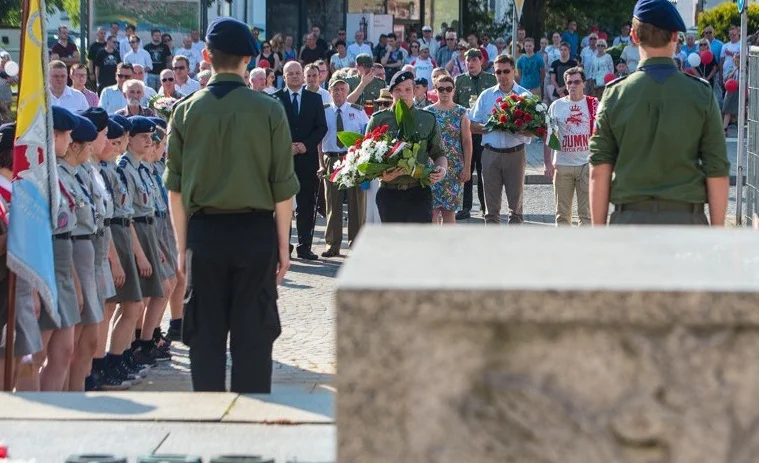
top-left (348, 31), bottom-right (373, 60)
top-left (543, 66), bottom-right (596, 226)
top-left (719, 26), bottom-right (741, 86)
top-left (410, 44), bottom-right (436, 89)
top-left (122, 35), bottom-right (152, 80)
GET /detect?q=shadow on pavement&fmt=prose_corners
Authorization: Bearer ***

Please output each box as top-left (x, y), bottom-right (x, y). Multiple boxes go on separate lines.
top-left (13, 392), bottom-right (156, 415)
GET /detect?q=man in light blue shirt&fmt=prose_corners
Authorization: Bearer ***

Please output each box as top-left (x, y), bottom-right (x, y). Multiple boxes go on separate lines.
top-left (469, 54), bottom-right (532, 225)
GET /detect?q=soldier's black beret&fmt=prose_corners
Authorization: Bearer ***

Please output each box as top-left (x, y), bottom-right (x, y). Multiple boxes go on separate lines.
top-left (633, 0), bottom-right (686, 32)
top-left (389, 71), bottom-right (415, 92)
top-left (52, 106), bottom-right (80, 132)
top-left (206, 17), bottom-right (258, 57)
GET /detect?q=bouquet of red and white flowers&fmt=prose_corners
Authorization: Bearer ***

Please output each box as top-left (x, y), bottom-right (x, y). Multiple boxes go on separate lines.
top-left (149, 95), bottom-right (179, 121)
top-left (484, 92), bottom-right (560, 150)
top-left (329, 101), bottom-right (435, 190)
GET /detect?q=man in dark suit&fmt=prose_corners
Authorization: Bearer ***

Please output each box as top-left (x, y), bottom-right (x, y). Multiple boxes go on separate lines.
top-left (275, 61), bottom-right (328, 260)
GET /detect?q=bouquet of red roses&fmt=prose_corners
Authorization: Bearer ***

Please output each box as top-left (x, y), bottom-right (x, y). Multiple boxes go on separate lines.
top-left (484, 93), bottom-right (560, 150)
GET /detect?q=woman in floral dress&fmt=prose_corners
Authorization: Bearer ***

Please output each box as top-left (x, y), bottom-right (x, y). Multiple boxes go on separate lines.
top-left (425, 75), bottom-right (472, 224)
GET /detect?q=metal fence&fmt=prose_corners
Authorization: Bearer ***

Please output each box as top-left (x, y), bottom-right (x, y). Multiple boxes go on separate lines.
top-left (746, 46), bottom-right (759, 225)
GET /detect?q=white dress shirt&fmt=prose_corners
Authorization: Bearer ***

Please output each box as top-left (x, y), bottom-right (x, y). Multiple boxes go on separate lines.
top-left (321, 101), bottom-right (369, 153)
top-left (176, 78), bottom-right (201, 96)
top-left (174, 47), bottom-right (202, 74)
top-left (307, 86), bottom-right (332, 105)
top-left (348, 42), bottom-right (373, 60)
top-left (50, 86), bottom-right (89, 112)
top-left (123, 49), bottom-right (153, 78)
top-left (98, 85), bottom-right (127, 114)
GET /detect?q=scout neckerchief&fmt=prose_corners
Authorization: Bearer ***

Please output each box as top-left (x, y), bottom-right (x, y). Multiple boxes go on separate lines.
top-left (74, 170), bottom-right (97, 222)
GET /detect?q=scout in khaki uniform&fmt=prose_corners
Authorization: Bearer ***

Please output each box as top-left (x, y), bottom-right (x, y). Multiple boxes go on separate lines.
top-left (366, 71), bottom-right (447, 223)
top-left (165, 17), bottom-right (299, 393)
top-left (346, 53), bottom-right (388, 107)
top-left (453, 48), bottom-right (497, 220)
top-left (589, 0), bottom-right (730, 225)
top-left (319, 78), bottom-right (369, 257)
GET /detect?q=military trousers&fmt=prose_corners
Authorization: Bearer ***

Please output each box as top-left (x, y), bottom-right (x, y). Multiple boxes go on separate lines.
top-left (462, 134), bottom-right (485, 213)
top-left (184, 211), bottom-right (281, 393)
top-left (376, 185), bottom-right (432, 223)
top-left (481, 146), bottom-right (526, 224)
top-left (554, 164), bottom-right (590, 226)
top-left (609, 200), bottom-right (708, 225)
top-left (323, 155), bottom-right (366, 251)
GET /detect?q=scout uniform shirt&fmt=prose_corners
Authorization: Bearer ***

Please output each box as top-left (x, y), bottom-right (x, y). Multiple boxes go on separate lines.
top-left (92, 162), bottom-right (115, 221)
top-left (453, 71), bottom-right (497, 107)
top-left (53, 170), bottom-right (79, 235)
top-left (57, 160), bottom-right (96, 236)
top-left (80, 162), bottom-right (107, 233)
top-left (102, 160), bottom-right (134, 220)
top-left (589, 57), bottom-right (730, 205)
top-left (118, 152), bottom-right (155, 218)
top-left (365, 106), bottom-right (445, 188)
top-left (164, 73), bottom-right (300, 215)
top-left (148, 161), bottom-right (169, 218)
top-left (345, 75), bottom-right (387, 105)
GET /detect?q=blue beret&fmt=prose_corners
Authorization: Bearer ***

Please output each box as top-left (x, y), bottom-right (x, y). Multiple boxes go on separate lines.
top-left (148, 117), bottom-right (167, 131)
top-left (52, 106), bottom-right (80, 132)
top-left (128, 116), bottom-right (156, 136)
top-left (78, 107), bottom-right (109, 132)
top-left (70, 116), bottom-right (98, 143)
top-left (389, 71), bottom-right (415, 92)
top-left (106, 119), bottom-right (125, 140)
top-left (206, 17), bottom-right (258, 57)
top-left (109, 114), bottom-right (132, 133)
top-left (633, 0), bottom-right (686, 32)
top-left (0, 122), bottom-right (15, 152)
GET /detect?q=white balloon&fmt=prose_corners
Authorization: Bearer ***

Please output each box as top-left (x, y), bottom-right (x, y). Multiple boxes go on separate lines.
top-left (3, 61), bottom-right (18, 77)
top-left (687, 53), bottom-right (701, 68)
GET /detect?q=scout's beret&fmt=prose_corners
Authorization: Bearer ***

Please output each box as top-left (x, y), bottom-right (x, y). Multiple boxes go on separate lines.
top-left (78, 107), bottom-right (108, 132)
top-left (52, 106), bottom-right (80, 132)
top-left (465, 48), bottom-right (483, 60)
top-left (389, 71), bottom-right (415, 91)
top-left (633, 0), bottom-right (686, 32)
top-left (109, 114), bottom-right (133, 133)
top-left (128, 116), bottom-right (156, 136)
top-left (0, 122), bottom-right (15, 152)
top-left (106, 119), bottom-right (125, 140)
top-left (206, 17), bottom-right (258, 57)
top-left (71, 115), bottom-right (98, 143)
top-left (355, 53), bottom-right (373, 67)
top-left (414, 77), bottom-right (428, 87)
top-left (148, 117), bottom-right (168, 131)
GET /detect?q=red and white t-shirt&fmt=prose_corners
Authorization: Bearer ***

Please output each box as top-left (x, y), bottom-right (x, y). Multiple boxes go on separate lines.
top-left (547, 96), bottom-right (598, 166)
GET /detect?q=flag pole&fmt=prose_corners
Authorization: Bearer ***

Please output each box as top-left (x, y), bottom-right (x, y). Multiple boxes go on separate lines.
top-left (3, 0), bottom-right (30, 392)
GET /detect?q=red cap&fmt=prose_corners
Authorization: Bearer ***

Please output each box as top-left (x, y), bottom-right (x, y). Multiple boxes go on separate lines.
top-left (0, 444), bottom-right (8, 458)
top-left (257, 60), bottom-right (271, 69)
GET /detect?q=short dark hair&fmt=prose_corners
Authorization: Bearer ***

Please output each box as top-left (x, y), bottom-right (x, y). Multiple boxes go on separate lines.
top-left (0, 147), bottom-right (12, 170)
top-left (110, 22), bottom-right (119, 27)
top-left (117, 62), bottom-right (134, 72)
top-left (207, 47), bottom-right (246, 70)
top-left (379, 34), bottom-right (387, 39)
top-left (125, 24), bottom-right (135, 31)
top-left (151, 29), bottom-right (161, 35)
top-left (560, 41), bottom-right (571, 49)
top-left (494, 54), bottom-right (515, 67)
top-left (563, 66), bottom-right (585, 82)
top-left (335, 40), bottom-right (347, 48)
top-left (387, 33), bottom-right (397, 40)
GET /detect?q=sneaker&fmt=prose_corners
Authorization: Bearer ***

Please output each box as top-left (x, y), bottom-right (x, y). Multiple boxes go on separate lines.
top-left (96, 367), bottom-right (131, 391)
top-left (121, 354), bottom-right (146, 379)
top-left (84, 374), bottom-right (101, 392)
top-left (132, 346), bottom-right (158, 368)
top-left (115, 358), bottom-right (142, 384)
top-left (148, 345), bottom-right (172, 362)
top-left (166, 326), bottom-right (182, 342)
top-left (124, 349), bottom-right (151, 377)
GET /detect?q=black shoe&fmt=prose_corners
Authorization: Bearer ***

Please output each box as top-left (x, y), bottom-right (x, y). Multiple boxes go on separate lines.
top-left (132, 347), bottom-right (158, 368)
top-left (297, 250), bottom-right (319, 260)
top-left (321, 248), bottom-right (340, 258)
top-left (96, 367), bottom-right (131, 391)
top-left (289, 244), bottom-right (294, 256)
top-left (166, 326), bottom-right (182, 342)
top-left (145, 344), bottom-right (172, 363)
top-left (84, 374), bottom-right (101, 392)
top-left (455, 210), bottom-right (471, 220)
top-left (115, 358), bottom-right (142, 384)
top-left (124, 349), bottom-right (151, 376)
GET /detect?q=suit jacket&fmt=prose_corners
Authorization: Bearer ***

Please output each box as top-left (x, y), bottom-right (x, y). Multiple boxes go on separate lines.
top-left (275, 88), bottom-right (327, 169)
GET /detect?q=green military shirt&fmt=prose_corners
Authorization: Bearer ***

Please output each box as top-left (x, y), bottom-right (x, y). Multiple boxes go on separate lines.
top-left (346, 75), bottom-right (387, 105)
top-left (453, 71), bottom-right (497, 107)
top-left (589, 57), bottom-right (730, 205)
top-left (164, 73), bottom-right (300, 214)
top-left (365, 106), bottom-right (445, 188)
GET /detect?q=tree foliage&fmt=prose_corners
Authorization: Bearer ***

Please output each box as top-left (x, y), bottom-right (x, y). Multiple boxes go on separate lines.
top-left (462, 0), bottom-right (510, 39)
top-left (0, 0), bottom-right (68, 27)
top-left (526, 0), bottom-right (637, 41)
top-left (697, 2), bottom-right (759, 38)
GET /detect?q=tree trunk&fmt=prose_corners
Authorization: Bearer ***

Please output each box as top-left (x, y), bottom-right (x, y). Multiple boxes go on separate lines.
top-left (521, 0), bottom-right (547, 40)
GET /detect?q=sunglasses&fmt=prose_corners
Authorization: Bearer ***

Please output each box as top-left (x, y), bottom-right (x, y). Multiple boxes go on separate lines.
top-left (376, 101), bottom-right (392, 108)
top-left (173, 65), bottom-right (186, 70)
top-left (436, 86), bottom-right (454, 93)
top-left (494, 69), bottom-right (512, 75)
top-left (446, 38), bottom-right (456, 41)
top-left (117, 74), bottom-right (131, 79)
top-left (129, 40), bottom-right (139, 44)
top-left (339, 32), bottom-right (346, 35)
top-left (699, 44), bottom-right (708, 47)
top-left (162, 77), bottom-right (174, 82)
top-left (598, 45), bottom-right (606, 48)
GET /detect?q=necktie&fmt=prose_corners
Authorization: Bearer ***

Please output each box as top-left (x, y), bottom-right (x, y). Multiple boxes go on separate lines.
top-left (292, 92), bottom-right (299, 116)
top-left (336, 108), bottom-right (344, 148)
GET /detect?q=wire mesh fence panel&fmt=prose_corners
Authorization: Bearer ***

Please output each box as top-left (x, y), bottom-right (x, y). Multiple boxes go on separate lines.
top-left (746, 47), bottom-right (759, 225)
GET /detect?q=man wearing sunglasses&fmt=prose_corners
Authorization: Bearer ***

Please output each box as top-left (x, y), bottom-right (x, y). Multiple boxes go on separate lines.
top-left (589, 0), bottom-right (729, 226)
top-left (172, 55), bottom-right (201, 95)
top-left (158, 69), bottom-right (183, 98)
top-left (453, 48), bottom-right (496, 220)
top-left (122, 35), bottom-right (153, 83)
top-left (98, 62), bottom-right (132, 113)
top-left (469, 54), bottom-right (532, 225)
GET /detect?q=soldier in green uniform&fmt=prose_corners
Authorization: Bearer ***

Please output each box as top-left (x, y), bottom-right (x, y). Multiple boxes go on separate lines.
top-left (164, 17), bottom-right (300, 393)
top-left (366, 71), bottom-right (447, 223)
top-left (346, 53), bottom-right (387, 106)
top-left (589, 0), bottom-right (730, 226)
top-left (452, 48), bottom-right (497, 220)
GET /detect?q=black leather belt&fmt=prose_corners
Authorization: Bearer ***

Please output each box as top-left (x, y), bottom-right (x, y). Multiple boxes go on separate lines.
top-left (110, 217), bottom-right (131, 227)
top-left (615, 200), bottom-right (704, 214)
top-left (103, 218), bottom-right (111, 227)
top-left (485, 144), bottom-right (524, 154)
top-left (133, 216), bottom-right (154, 225)
top-left (53, 232), bottom-right (72, 240)
top-left (380, 182), bottom-right (420, 191)
top-left (324, 152), bottom-right (346, 157)
top-left (71, 234), bottom-right (93, 241)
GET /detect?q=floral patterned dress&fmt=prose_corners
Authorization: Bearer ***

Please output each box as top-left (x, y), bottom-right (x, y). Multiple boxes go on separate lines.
top-left (425, 104), bottom-right (467, 211)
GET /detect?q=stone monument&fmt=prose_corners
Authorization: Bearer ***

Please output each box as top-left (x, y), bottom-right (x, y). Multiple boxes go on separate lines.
top-left (336, 226), bottom-right (759, 463)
